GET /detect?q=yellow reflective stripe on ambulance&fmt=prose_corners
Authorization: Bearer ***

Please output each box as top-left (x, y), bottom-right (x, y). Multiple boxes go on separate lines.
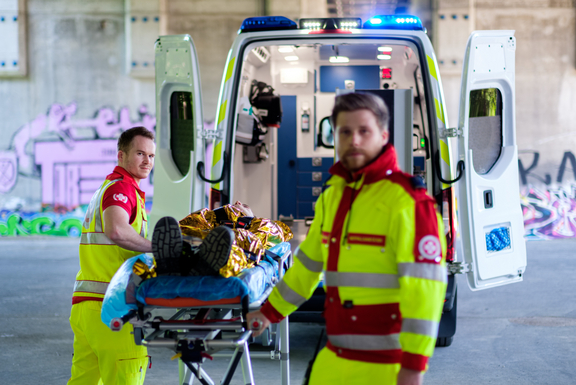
top-left (426, 54), bottom-right (451, 188)
top-left (225, 56), bottom-right (235, 82)
top-left (295, 249), bottom-right (323, 272)
top-left (426, 55), bottom-right (438, 81)
top-left (329, 334), bottom-right (401, 351)
top-left (401, 318), bottom-right (439, 338)
top-left (73, 280), bottom-right (109, 295)
top-left (324, 271), bottom-right (399, 289)
top-left (439, 140), bottom-right (450, 166)
top-left (434, 98), bottom-right (445, 125)
top-left (211, 54), bottom-right (236, 190)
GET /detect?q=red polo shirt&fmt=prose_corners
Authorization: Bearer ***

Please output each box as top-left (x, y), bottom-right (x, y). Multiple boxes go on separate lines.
top-left (101, 166), bottom-right (146, 224)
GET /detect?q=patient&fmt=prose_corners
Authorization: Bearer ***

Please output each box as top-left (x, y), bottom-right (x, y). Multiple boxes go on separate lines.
top-left (152, 201), bottom-right (293, 278)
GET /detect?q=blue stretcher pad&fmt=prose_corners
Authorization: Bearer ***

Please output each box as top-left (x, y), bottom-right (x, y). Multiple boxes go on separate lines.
top-left (101, 242), bottom-right (290, 327)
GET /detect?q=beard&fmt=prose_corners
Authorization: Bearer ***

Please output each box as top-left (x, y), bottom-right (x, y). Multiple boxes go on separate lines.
top-left (340, 149), bottom-right (369, 172)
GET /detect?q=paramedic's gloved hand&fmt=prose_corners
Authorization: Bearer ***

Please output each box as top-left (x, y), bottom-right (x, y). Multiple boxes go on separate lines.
top-left (397, 368), bottom-right (423, 385)
top-left (246, 310), bottom-right (270, 337)
top-left (234, 201), bottom-right (254, 217)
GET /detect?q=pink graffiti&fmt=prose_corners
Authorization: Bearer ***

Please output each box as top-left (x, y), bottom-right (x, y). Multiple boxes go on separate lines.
top-left (521, 184), bottom-right (576, 239)
top-left (1, 103), bottom-right (156, 209)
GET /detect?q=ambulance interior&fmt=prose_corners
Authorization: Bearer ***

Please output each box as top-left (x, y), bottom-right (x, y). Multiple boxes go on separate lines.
top-left (231, 40), bottom-right (432, 238)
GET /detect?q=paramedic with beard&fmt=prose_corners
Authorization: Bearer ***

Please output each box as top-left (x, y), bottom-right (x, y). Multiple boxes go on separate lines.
top-left (68, 126), bottom-right (155, 385)
top-left (247, 92), bottom-right (447, 385)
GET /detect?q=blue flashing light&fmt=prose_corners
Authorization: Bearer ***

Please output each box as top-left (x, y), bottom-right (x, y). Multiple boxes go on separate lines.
top-left (363, 15), bottom-right (423, 31)
top-left (239, 16), bottom-right (297, 33)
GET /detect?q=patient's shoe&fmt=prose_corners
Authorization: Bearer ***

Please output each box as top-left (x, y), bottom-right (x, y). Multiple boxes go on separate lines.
top-left (185, 226), bottom-right (234, 276)
top-left (152, 216), bottom-right (183, 275)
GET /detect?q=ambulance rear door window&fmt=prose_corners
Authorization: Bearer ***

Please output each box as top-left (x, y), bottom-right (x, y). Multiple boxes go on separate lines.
top-left (468, 88), bottom-right (503, 175)
top-left (170, 91), bottom-right (195, 177)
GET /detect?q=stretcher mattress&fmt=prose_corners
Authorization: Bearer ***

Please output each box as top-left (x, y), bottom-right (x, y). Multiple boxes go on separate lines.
top-left (101, 242), bottom-right (290, 327)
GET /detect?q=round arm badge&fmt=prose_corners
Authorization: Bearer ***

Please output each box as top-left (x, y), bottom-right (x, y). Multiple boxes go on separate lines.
top-left (417, 235), bottom-right (442, 263)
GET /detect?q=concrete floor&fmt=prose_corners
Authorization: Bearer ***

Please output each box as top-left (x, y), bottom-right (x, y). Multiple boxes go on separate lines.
top-left (0, 237), bottom-right (575, 384)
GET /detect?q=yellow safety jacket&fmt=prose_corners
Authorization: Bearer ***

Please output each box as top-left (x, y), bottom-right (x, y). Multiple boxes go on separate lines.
top-left (261, 145), bottom-right (447, 371)
top-left (72, 167), bottom-right (147, 304)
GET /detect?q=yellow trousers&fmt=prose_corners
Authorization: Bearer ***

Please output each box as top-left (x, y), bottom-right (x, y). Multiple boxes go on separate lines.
top-left (68, 301), bottom-right (149, 385)
top-left (310, 347), bottom-right (400, 385)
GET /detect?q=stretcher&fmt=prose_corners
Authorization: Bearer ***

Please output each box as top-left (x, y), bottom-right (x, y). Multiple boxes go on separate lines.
top-left (101, 242), bottom-right (292, 385)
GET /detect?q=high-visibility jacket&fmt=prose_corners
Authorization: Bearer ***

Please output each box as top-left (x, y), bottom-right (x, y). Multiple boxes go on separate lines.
top-left (261, 145), bottom-right (447, 371)
top-left (72, 168), bottom-right (147, 304)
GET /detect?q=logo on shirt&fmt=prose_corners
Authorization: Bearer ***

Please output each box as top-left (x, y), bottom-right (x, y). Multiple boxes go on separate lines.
top-left (113, 193), bottom-right (128, 204)
top-left (418, 235), bottom-right (441, 263)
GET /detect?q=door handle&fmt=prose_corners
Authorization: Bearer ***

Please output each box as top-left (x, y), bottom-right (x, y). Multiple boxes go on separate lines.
top-left (484, 190), bottom-right (493, 209)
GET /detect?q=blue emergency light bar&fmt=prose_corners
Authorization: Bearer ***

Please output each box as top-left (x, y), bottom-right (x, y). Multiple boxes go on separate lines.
top-left (363, 15), bottom-right (424, 31)
top-left (239, 16), bottom-right (298, 33)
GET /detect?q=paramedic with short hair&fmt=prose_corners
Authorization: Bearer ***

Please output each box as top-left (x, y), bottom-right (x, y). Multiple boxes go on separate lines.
top-left (247, 92), bottom-right (447, 385)
top-left (68, 126), bottom-right (155, 385)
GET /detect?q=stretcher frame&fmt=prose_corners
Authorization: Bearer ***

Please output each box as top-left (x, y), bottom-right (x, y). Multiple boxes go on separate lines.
top-left (114, 249), bottom-right (292, 385)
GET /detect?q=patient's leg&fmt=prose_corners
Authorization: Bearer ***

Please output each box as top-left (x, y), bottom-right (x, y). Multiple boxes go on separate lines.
top-left (152, 217), bottom-right (234, 276)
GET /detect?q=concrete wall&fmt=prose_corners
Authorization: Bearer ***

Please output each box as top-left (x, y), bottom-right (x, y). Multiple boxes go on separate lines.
top-left (0, 0), bottom-right (326, 236)
top-left (0, 0), bottom-right (157, 236)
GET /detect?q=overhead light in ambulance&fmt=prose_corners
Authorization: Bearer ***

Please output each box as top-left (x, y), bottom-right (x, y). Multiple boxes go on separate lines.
top-left (239, 16), bottom-right (298, 33)
top-left (377, 54), bottom-right (392, 60)
top-left (329, 56), bottom-right (349, 63)
top-left (378, 46), bottom-right (393, 52)
top-left (299, 17), bottom-right (361, 34)
top-left (278, 46), bottom-right (294, 53)
top-left (363, 15), bottom-right (424, 31)
top-left (285, 55), bottom-right (299, 61)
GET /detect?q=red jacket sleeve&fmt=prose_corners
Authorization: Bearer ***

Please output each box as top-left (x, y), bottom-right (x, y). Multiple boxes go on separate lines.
top-left (101, 182), bottom-right (138, 224)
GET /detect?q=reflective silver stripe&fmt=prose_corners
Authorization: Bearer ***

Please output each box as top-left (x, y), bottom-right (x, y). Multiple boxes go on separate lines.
top-left (136, 193), bottom-right (147, 237)
top-left (401, 318), bottom-right (439, 338)
top-left (73, 280), bottom-right (109, 295)
top-left (329, 333), bottom-right (401, 351)
top-left (325, 272), bottom-right (399, 289)
top-left (295, 249), bottom-right (323, 273)
top-left (84, 179), bottom-right (122, 233)
top-left (80, 232), bottom-right (115, 245)
top-left (397, 263), bottom-right (447, 283)
top-left (276, 280), bottom-right (307, 307)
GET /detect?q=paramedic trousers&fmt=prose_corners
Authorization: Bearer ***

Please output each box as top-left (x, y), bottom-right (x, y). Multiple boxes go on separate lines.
top-left (68, 300), bottom-right (149, 385)
top-left (309, 347), bottom-right (401, 385)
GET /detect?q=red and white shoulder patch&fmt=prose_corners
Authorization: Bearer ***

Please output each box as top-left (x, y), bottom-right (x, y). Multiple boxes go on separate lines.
top-left (113, 193), bottom-right (128, 204)
top-left (417, 235), bottom-right (442, 263)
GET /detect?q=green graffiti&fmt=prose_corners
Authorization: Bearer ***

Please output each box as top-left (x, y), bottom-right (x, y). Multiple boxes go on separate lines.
top-left (0, 212), bottom-right (83, 237)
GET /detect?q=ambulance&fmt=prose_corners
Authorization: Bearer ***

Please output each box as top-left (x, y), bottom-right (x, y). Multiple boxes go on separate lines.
top-left (149, 15), bottom-right (527, 346)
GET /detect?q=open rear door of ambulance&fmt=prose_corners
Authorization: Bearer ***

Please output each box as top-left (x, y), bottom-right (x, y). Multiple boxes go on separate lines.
top-left (149, 35), bottom-right (205, 231)
top-left (456, 30), bottom-right (527, 291)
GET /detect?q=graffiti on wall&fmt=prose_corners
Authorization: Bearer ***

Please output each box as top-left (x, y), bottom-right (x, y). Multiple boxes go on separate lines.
top-left (519, 150), bottom-right (576, 240)
top-left (0, 103), bottom-right (156, 237)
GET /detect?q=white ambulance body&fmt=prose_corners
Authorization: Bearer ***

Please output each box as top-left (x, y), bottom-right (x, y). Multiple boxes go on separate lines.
top-left (150, 15), bottom-right (526, 345)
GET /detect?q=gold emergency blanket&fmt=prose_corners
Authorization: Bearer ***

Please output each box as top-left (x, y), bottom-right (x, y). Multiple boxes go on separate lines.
top-left (178, 204), bottom-right (293, 278)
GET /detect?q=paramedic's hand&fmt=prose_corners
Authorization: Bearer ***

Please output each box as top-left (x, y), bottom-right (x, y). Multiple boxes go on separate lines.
top-left (246, 310), bottom-right (270, 337)
top-left (397, 368), bottom-right (423, 385)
